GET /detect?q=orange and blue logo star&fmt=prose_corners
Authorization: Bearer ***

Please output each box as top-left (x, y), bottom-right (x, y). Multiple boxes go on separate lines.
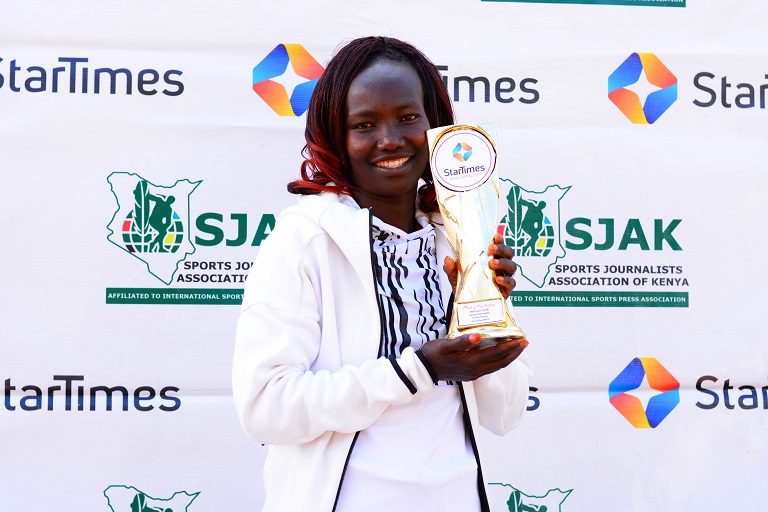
top-left (609, 357), bottom-right (680, 428)
top-left (452, 142), bottom-right (473, 162)
top-left (252, 44), bottom-right (324, 117)
top-left (608, 53), bottom-right (677, 124)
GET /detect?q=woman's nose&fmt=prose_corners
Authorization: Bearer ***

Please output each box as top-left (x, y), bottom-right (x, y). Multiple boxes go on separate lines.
top-left (377, 122), bottom-right (404, 150)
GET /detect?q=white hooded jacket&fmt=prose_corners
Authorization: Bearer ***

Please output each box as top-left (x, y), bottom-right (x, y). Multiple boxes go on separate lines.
top-left (233, 191), bottom-right (533, 512)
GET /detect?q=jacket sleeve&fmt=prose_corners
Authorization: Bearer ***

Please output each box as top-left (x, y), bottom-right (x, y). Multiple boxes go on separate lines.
top-left (232, 223), bottom-right (436, 446)
top-left (471, 351), bottom-right (533, 435)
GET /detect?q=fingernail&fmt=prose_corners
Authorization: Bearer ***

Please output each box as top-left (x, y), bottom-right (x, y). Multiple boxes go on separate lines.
top-left (469, 333), bottom-right (482, 343)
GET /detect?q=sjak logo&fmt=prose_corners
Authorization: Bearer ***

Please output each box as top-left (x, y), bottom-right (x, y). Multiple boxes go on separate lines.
top-left (103, 485), bottom-right (199, 512)
top-left (252, 44), bottom-right (324, 117)
top-left (107, 172), bottom-right (201, 284)
top-left (497, 179), bottom-right (683, 289)
top-left (487, 483), bottom-right (572, 512)
top-left (609, 357), bottom-right (680, 428)
top-left (497, 179), bottom-right (570, 287)
top-left (608, 53), bottom-right (678, 124)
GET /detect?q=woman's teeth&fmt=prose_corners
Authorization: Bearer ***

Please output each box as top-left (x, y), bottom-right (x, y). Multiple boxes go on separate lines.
top-left (375, 157), bottom-right (410, 169)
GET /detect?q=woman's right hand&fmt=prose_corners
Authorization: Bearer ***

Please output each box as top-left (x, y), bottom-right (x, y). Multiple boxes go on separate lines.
top-left (419, 334), bottom-right (529, 382)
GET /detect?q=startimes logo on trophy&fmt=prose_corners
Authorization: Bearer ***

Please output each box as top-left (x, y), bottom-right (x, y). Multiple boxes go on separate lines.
top-left (427, 123), bottom-right (525, 346)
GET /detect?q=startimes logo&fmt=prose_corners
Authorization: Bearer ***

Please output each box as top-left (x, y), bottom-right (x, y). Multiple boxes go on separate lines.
top-left (608, 53), bottom-right (678, 124)
top-left (452, 142), bottom-right (473, 162)
top-left (609, 357), bottom-right (680, 428)
top-left (252, 44), bottom-right (324, 117)
top-left (0, 57), bottom-right (184, 96)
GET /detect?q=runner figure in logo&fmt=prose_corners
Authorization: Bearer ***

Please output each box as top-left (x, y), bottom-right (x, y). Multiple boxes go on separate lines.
top-left (125, 179), bottom-right (183, 254)
top-left (500, 184), bottom-right (555, 257)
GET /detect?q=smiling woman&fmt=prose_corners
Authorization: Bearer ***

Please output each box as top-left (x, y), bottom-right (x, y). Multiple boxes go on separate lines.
top-left (345, 60), bottom-right (431, 231)
top-left (233, 36), bottom-right (532, 512)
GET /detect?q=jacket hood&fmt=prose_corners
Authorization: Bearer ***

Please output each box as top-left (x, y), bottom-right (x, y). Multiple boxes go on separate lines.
top-left (279, 192), bottom-right (374, 297)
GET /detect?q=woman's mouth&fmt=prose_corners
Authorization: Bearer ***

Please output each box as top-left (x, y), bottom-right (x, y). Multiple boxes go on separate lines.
top-left (374, 156), bottom-right (411, 169)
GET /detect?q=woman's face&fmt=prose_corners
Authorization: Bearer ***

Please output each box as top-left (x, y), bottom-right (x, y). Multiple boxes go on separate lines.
top-left (345, 59), bottom-right (431, 206)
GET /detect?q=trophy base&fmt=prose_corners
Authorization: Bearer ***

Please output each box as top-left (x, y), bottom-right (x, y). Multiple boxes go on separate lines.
top-left (452, 324), bottom-right (526, 349)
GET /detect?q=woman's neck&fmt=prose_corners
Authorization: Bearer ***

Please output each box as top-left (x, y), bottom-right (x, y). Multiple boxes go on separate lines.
top-left (351, 190), bottom-right (418, 233)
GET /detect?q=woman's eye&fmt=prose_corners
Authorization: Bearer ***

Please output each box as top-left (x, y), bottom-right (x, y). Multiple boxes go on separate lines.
top-left (402, 114), bottom-right (419, 122)
top-left (353, 122), bottom-right (373, 130)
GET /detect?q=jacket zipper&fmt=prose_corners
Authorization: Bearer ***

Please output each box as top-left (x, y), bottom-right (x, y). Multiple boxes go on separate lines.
top-left (331, 431), bottom-right (360, 512)
top-left (331, 209), bottom-right (378, 512)
top-left (458, 382), bottom-right (491, 512)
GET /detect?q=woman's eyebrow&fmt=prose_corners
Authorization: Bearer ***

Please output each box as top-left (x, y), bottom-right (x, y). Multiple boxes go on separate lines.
top-left (348, 101), bottom-right (421, 116)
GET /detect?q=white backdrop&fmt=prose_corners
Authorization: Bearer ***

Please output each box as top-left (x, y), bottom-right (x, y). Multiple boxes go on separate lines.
top-left (1, 1), bottom-right (767, 510)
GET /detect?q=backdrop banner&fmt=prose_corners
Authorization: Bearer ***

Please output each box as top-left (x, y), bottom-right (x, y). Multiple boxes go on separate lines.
top-left (1, 1), bottom-right (766, 510)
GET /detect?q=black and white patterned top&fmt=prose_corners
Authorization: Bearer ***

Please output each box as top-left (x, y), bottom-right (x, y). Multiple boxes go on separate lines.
top-left (370, 212), bottom-right (448, 359)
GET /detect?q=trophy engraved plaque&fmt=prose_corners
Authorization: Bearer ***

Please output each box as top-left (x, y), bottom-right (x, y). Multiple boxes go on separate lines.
top-left (427, 122), bottom-right (524, 345)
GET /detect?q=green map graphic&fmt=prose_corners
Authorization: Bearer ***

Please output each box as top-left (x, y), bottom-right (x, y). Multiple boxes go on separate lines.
top-left (498, 179), bottom-right (570, 288)
top-left (103, 485), bottom-right (199, 512)
top-left (488, 483), bottom-right (572, 512)
top-left (107, 172), bottom-right (202, 284)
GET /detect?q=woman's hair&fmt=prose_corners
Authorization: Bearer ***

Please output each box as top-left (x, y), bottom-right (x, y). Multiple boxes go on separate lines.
top-left (286, 36), bottom-right (454, 213)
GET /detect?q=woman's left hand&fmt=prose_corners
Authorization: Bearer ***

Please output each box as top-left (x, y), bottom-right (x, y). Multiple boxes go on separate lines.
top-left (443, 233), bottom-right (518, 300)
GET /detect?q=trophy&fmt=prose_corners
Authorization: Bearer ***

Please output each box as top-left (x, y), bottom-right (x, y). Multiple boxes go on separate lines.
top-left (427, 122), bottom-right (524, 346)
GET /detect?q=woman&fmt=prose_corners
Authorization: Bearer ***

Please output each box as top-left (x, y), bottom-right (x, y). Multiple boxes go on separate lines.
top-left (233, 36), bottom-right (532, 512)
